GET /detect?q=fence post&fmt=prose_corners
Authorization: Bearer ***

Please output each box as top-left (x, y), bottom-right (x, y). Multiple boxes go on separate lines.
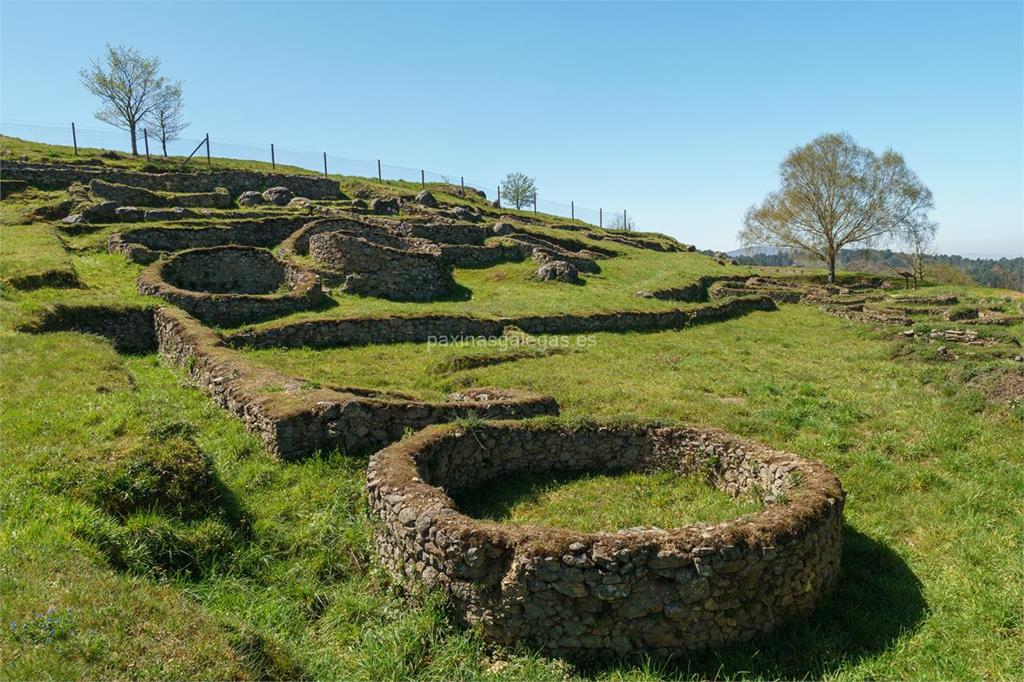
top-left (497, 187), bottom-right (501, 209)
top-left (421, 170), bottom-right (425, 188)
top-left (71, 122), bottom-right (78, 155)
top-left (143, 129), bottom-right (150, 159)
top-left (205, 134), bottom-right (211, 168)
top-left (534, 195), bottom-right (537, 214)
top-left (377, 159), bottom-right (382, 182)
top-left (599, 208), bottom-right (602, 228)
top-left (271, 143), bottom-right (275, 169)
top-left (460, 176), bottom-right (465, 195)
top-left (323, 152), bottom-right (328, 177)
top-left (571, 201), bottom-right (574, 221)
top-left (624, 209), bottom-right (627, 230)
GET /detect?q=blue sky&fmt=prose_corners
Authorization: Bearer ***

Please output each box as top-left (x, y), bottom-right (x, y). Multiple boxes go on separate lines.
top-left (2, 1), bottom-right (1021, 257)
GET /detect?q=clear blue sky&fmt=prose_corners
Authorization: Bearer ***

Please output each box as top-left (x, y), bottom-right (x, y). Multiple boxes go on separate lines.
top-left (2, 1), bottom-right (1021, 257)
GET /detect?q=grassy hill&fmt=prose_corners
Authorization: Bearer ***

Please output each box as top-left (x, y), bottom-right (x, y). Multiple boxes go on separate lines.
top-left (1, 136), bottom-right (1022, 680)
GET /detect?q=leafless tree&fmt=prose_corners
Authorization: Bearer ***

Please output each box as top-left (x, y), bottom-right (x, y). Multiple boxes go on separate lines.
top-left (145, 82), bottom-right (188, 156)
top-left (80, 44), bottom-right (167, 155)
top-left (607, 213), bottom-right (636, 231)
top-left (739, 132), bottom-right (933, 283)
top-left (499, 172), bottom-right (537, 210)
top-left (903, 219), bottom-right (938, 283)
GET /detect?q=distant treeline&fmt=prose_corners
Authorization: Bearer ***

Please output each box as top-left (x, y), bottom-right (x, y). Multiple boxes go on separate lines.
top-left (724, 248), bottom-right (1023, 291)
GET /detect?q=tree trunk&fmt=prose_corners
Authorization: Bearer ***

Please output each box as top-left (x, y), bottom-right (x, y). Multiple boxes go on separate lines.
top-left (162, 139), bottom-right (168, 157)
top-left (129, 123), bottom-right (138, 156)
top-left (827, 256), bottom-right (836, 284)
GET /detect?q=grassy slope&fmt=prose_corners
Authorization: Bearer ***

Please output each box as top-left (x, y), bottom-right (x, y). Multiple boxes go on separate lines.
top-left (2, 137), bottom-right (1022, 679)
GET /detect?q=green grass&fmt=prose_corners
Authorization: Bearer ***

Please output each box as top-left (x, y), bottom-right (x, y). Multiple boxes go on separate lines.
top-left (455, 470), bottom-right (761, 533)
top-left (242, 252), bottom-right (752, 331)
top-left (0, 191), bottom-right (80, 290)
top-left (3, 138), bottom-right (1023, 680)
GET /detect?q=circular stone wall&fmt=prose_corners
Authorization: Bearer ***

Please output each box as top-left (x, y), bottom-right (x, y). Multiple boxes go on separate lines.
top-left (162, 245), bottom-right (286, 294)
top-left (137, 245), bottom-right (325, 326)
top-left (367, 420), bottom-right (844, 658)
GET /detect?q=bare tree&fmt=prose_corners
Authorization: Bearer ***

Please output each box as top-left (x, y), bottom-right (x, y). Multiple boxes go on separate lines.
top-left (903, 219), bottom-right (938, 284)
top-left (145, 82), bottom-right (188, 157)
top-left (607, 213), bottom-right (636, 231)
top-left (80, 44), bottom-right (167, 155)
top-left (739, 133), bottom-right (933, 283)
top-left (499, 172), bottom-right (537, 210)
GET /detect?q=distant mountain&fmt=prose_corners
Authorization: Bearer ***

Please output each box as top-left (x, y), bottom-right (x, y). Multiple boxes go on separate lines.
top-left (726, 245), bottom-right (785, 257)
top-left (728, 246), bottom-right (1023, 291)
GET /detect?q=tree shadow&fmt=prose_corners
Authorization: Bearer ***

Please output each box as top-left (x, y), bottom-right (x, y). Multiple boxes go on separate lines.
top-left (574, 525), bottom-right (927, 679)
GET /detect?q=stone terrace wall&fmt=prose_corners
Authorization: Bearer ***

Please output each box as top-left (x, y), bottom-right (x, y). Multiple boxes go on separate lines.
top-left (398, 222), bottom-right (488, 246)
top-left (108, 217), bottom-right (309, 264)
top-left (89, 178), bottom-right (232, 208)
top-left (21, 304), bottom-right (156, 353)
top-left (137, 246), bottom-right (325, 327)
top-left (226, 296), bottom-right (777, 350)
top-left (643, 275), bottom-right (750, 302)
top-left (3, 161), bottom-right (341, 199)
top-left (309, 232), bottom-right (455, 301)
top-left (367, 421), bottom-right (845, 657)
top-left (152, 307), bottom-right (558, 459)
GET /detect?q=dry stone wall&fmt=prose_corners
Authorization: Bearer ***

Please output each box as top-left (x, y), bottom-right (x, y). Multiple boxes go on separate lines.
top-left (108, 217), bottom-right (309, 264)
top-left (89, 178), bottom-right (232, 208)
top-left (368, 421), bottom-right (845, 657)
top-left (309, 231), bottom-right (456, 301)
top-left (227, 296), bottom-right (777, 349)
top-left (152, 307), bottom-right (558, 459)
top-left (137, 246), bottom-right (326, 327)
top-left (4, 161), bottom-right (341, 198)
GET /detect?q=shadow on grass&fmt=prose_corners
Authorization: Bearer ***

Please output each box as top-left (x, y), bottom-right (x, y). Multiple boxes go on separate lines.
top-left (575, 525), bottom-right (927, 679)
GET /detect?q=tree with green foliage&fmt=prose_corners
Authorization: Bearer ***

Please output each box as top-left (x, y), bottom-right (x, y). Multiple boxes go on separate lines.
top-left (80, 44), bottom-right (168, 156)
top-left (739, 132), bottom-right (934, 283)
top-left (145, 82), bottom-right (188, 157)
top-left (500, 172), bottom-right (537, 210)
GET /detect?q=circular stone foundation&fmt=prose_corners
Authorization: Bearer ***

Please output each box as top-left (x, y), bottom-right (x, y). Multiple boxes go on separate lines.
top-left (367, 420), bottom-right (844, 658)
top-left (137, 245), bottom-right (325, 326)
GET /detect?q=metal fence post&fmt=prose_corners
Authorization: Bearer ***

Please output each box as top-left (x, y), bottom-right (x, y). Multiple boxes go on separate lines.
top-left (205, 134), bottom-right (211, 168)
top-left (421, 170), bottom-right (425, 188)
top-left (497, 187), bottom-right (501, 209)
top-left (377, 159), bottom-right (382, 182)
top-left (460, 176), bottom-right (465, 195)
top-left (323, 152), bottom-right (328, 177)
top-left (271, 143), bottom-right (275, 169)
top-left (599, 208), bottom-right (602, 228)
top-left (143, 129), bottom-right (150, 159)
top-left (623, 209), bottom-right (627, 230)
top-left (571, 201), bottom-right (574, 221)
top-left (534, 195), bottom-right (537, 214)
top-left (71, 122), bottom-right (77, 155)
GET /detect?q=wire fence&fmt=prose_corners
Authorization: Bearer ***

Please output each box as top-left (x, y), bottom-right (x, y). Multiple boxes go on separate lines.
top-left (0, 119), bottom-right (638, 230)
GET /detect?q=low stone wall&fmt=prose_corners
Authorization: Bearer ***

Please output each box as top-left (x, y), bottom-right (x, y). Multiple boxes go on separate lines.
top-left (642, 275), bottom-right (750, 302)
top-left (309, 231), bottom-right (455, 301)
top-left (162, 246), bottom-right (287, 294)
top-left (397, 222), bottom-right (488, 246)
top-left (108, 216), bottom-right (309, 264)
top-left (278, 216), bottom-right (411, 258)
top-left (436, 243), bottom-right (531, 268)
top-left (89, 178), bottom-right (233, 208)
top-left (227, 296), bottom-right (777, 350)
top-left (20, 303), bottom-right (157, 353)
top-left (3, 161), bottom-right (341, 199)
top-left (152, 307), bottom-right (558, 459)
top-left (367, 420), bottom-right (845, 657)
top-left (137, 246), bottom-right (325, 327)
